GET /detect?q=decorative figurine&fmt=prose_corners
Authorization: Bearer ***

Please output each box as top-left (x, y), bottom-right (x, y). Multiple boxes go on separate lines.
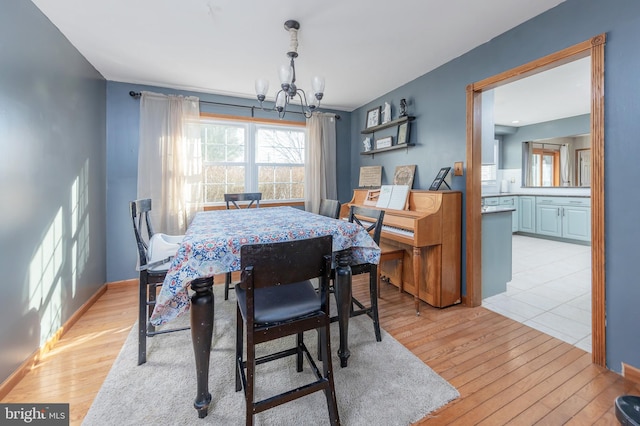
top-left (382, 102), bottom-right (391, 124)
top-left (363, 137), bottom-right (372, 151)
top-left (399, 98), bottom-right (408, 117)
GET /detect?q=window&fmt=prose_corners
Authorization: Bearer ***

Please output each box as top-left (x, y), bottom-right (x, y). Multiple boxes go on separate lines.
top-left (481, 140), bottom-right (498, 186)
top-left (531, 148), bottom-right (560, 186)
top-left (200, 116), bottom-right (306, 204)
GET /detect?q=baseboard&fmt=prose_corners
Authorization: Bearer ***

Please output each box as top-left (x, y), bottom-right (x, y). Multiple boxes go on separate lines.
top-left (0, 282), bottom-right (109, 399)
top-left (108, 278), bottom-right (138, 289)
top-left (622, 362), bottom-right (640, 385)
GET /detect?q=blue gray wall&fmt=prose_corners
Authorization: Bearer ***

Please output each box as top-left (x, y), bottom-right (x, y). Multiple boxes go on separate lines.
top-left (501, 114), bottom-right (590, 169)
top-left (0, 0), bottom-right (106, 383)
top-left (106, 82), bottom-right (351, 283)
top-left (350, 0), bottom-right (640, 372)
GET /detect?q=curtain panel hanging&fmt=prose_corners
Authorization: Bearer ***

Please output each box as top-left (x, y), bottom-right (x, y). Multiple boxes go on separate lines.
top-left (304, 113), bottom-right (337, 213)
top-left (137, 91), bottom-right (202, 234)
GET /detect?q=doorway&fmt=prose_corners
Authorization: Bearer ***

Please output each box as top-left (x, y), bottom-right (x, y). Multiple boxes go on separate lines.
top-left (465, 34), bottom-right (606, 366)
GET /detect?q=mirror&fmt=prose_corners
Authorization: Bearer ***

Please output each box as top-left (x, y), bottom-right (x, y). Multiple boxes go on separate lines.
top-left (492, 57), bottom-right (591, 188)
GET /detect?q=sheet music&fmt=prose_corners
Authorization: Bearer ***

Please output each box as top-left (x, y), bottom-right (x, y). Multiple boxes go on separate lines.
top-left (375, 185), bottom-right (410, 209)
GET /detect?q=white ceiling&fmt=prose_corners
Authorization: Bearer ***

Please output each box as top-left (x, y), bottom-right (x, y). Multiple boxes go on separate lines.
top-left (31, 0), bottom-right (568, 113)
top-left (493, 56), bottom-right (591, 127)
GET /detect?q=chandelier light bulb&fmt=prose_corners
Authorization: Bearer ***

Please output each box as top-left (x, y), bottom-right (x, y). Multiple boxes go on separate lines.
top-left (279, 64), bottom-right (293, 86)
top-left (275, 91), bottom-right (287, 110)
top-left (255, 78), bottom-right (269, 102)
top-left (312, 76), bottom-right (325, 96)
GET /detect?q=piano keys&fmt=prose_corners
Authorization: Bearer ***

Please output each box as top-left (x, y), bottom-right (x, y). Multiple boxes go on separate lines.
top-left (341, 189), bottom-right (462, 312)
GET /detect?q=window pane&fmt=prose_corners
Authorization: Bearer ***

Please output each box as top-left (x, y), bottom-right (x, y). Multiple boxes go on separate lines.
top-left (203, 165), bottom-right (245, 203)
top-left (256, 128), bottom-right (305, 163)
top-left (258, 165), bottom-right (304, 200)
top-left (202, 123), bottom-right (245, 162)
top-left (542, 154), bottom-right (554, 186)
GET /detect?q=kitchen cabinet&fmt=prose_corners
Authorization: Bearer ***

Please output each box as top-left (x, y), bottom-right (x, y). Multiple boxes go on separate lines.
top-left (500, 196), bottom-right (518, 232)
top-left (535, 197), bottom-right (591, 242)
top-left (518, 196), bottom-right (536, 233)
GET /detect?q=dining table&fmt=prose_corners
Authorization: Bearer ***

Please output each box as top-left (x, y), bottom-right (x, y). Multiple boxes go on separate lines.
top-left (149, 206), bottom-right (380, 418)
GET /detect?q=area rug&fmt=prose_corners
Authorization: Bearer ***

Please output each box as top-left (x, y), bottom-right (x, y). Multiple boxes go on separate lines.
top-left (83, 285), bottom-right (458, 425)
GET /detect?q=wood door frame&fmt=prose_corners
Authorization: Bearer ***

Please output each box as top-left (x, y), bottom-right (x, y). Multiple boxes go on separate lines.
top-left (465, 34), bottom-right (606, 366)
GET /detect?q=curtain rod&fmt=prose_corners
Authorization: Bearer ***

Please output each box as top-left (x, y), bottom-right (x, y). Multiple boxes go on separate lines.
top-left (128, 91), bottom-right (340, 120)
top-left (529, 141), bottom-right (564, 147)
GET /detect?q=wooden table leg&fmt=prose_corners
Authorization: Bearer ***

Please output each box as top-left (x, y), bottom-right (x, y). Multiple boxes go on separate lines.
top-left (190, 276), bottom-right (214, 418)
top-left (334, 251), bottom-right (352, 368)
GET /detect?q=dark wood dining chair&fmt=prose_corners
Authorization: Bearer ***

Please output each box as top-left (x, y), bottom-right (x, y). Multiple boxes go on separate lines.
top-left (130, 199), bottom-right (189, 365)
top-left (344, 205), bottom-right (385, 342)
top-left (235, 235), bottom-right (339, 426)
top-left (224, 192), bottom-right (262, 209)
top-left (319, 198), bottom-right (341, 219)
top-left (223, 192), bottom-right (262, 300)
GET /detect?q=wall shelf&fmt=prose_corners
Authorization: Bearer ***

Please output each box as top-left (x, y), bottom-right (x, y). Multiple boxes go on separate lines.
top-left (361, 115), bottom-right (414, 134)
top-left (361, 143), bottom-right (414, 157)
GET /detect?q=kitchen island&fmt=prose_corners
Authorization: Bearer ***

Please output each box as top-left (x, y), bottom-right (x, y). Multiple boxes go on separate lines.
top-left (482, 206), bottom-right (515, 298)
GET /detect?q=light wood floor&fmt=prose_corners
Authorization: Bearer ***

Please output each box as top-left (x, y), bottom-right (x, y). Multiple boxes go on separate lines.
top-left (2, 274), bottom-right (637, 425)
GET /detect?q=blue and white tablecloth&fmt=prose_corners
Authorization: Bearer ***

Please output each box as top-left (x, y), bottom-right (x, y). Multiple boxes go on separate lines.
top-left (150, 206), bottom-right (380, 325)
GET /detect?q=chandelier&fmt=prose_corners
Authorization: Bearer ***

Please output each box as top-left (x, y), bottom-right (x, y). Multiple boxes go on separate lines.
top-left (254, 20), bottom-right (325, 119)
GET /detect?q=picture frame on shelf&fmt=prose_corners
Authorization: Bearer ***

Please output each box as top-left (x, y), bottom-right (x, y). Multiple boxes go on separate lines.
top-left (428, 167), bottom-right (452, 191)
top-left (393, 164), bottom-right (416, 187)
top-left (375, 136), bottom-right (393, 149)
top-left (397, 122), bottom-right (410, 144)
top-left (366, 106), bottom-right (381, 128)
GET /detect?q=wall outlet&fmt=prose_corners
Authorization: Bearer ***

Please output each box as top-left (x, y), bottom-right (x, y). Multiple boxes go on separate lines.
top-left (510, 177), bottom-right (515, 183)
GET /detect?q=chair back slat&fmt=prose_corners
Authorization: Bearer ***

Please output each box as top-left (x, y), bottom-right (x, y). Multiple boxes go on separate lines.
top-left (319, 199), bottom-right (341, 219)
top-left (224, 192), bottom-right (262, 209)
top-left (130, 198), bottom-right (155, 267)
top-left (349, 205), bottom-right (385, 245)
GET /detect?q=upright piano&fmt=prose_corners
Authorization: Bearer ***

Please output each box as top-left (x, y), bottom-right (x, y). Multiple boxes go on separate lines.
top-left (341, 189), bottom-right (462, 311)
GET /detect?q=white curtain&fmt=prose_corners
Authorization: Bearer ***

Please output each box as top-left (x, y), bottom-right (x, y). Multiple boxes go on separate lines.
top-left (137, 91), bottom-right (202, 235)
top-left (305, 113), bottom-right (337, 213)
top-left (560, 143), bottom-right (571, 186)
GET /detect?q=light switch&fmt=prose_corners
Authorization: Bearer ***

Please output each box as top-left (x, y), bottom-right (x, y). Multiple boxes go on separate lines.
top-left (454, 162), bottom-right (464, 176)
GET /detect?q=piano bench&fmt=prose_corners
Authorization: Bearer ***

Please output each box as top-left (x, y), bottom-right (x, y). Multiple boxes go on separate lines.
top-left (378, 244), bottom-right (404, 297)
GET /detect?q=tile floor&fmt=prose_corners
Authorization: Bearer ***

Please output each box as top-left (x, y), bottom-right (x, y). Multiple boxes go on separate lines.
top-left (482, 234), bottom-right (592, 352)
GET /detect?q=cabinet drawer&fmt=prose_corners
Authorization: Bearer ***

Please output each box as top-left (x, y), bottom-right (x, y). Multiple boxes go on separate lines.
top-left (483, 197), bottom-right (500, 206)
top-left (499, 196), bottom-right (517, 206)
top-left (536, 196), bottom-right (590, 207)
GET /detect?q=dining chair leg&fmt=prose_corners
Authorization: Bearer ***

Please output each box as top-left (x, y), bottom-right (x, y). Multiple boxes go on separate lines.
top-left (225, 272), bottom-right (232, 300)
top-left (245, 332), bottom-right (256, 426)
top-left (138, 276), bottom-right (148, 366)
top-left (235, 307), bottom-right (243, 392)
top-left (369, 267), bottom-right (382, 342)
top-left (296, 332), bottom-right (304, 372)
top-left (319, 325), bottom-right (340, 426)
top-left (147, 283), bottom-right (157, 333)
